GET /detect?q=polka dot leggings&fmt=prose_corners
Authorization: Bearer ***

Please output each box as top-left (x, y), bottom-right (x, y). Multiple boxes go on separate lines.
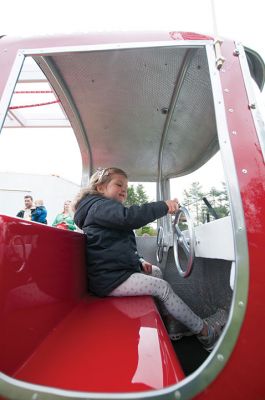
top-left (109, 265), bottom-right (203, 334)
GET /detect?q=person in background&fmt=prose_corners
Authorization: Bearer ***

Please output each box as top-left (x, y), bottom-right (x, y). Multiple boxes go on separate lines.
top-left (52, 200), bottom-right (76, 230)
top-left (31, 199), bottom-right (47, 224)
top-left (16, 195), bottom-right (36, 221)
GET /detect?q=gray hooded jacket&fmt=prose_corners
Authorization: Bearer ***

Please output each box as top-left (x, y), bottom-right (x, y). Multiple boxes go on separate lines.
top-left (74, 194), bottom-right (168, 296)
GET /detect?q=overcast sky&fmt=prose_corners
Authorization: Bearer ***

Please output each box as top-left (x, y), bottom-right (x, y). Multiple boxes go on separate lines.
top-left (0, 0), bottom-right (264, 199)
top-left (1, 0), bottom-right (264, 55)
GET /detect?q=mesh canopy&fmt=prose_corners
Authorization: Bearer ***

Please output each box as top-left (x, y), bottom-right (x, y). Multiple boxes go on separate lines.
top-left (35, 45), bottom-right (218, 181)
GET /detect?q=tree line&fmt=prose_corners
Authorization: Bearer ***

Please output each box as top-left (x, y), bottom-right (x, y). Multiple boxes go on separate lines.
top-left (125, 182), bottom-right (230, 235)
top-left (182, 181), bottom-right (229, 225)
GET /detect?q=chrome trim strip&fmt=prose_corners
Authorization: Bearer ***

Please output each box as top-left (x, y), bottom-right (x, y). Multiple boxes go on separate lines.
top-left (237, 42), bottom-right (265, 163)
top-left (157, 48), bottom-right (196, 200)
top-left (0, 52), bottom-right (25, 132)
top-left (171, 43), bottom-right (250, 400)
top-left (34, 56), bottom-right (92, 186)
top-left (21, 40), bottom-right (209, 57)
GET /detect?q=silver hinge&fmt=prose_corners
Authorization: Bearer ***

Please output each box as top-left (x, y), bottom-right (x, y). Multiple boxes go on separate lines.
top-left (214, 38), bottom-right (225, 70)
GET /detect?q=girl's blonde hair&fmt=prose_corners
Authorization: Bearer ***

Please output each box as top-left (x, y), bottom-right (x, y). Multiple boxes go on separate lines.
top-left (73, 167), bottom-right (128, 211)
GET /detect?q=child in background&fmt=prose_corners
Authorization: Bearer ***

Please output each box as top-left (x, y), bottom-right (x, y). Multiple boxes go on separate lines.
top-left (31, 199), bottom-right (47, 224)
top-left (73, 167), bottom-right (227, 351)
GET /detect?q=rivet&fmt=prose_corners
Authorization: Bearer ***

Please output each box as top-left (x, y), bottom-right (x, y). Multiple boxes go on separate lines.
top-left (217, 354), bottom-right (224, 362)
top-left (232, 130), bottom-right (237, 135)
top-left (242, 169), bottom-right (248, 174)
top-left (238, 227), bottom-right (242, 231)
top-left (228, 108), bottom-right (234, 113)
top-left (224, 88), bottom-right (229, 93)
top-left (238, 301), bottom-right (244, 308)
top-left (174, 391), bottom-right (181, 399)
top-left (233, 49), bottom-right (240, 56)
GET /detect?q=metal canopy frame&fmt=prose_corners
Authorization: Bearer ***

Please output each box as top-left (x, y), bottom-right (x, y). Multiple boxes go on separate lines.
top-left (22, 41), bottom-right (219, 185)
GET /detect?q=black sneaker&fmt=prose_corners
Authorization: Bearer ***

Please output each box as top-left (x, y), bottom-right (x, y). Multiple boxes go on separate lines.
top-left (204, 308), bottom-right (228, 328)
top-left (166, 318), bottom-right (194, 341)
top-left (197, 308), bottom-right (228, 352)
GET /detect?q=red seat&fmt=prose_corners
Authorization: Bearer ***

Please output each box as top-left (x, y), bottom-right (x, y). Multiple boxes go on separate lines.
top-left (0, 216), bottom-right (184, 394)
top-left (14, 295), bottom-right (185, 392)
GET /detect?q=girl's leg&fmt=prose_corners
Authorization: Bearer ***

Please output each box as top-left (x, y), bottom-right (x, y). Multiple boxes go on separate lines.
top-left (148, 265), bottom-right (169, 316)
top-left (109, 273), bottom-right (203, 334)
top-left (149, 265), bottom-right (163, 279)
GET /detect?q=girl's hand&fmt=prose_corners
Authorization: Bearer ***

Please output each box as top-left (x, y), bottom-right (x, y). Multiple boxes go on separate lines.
top-left (141, 260), bottom-right (153, 274)
top-left (165, 199), bottom-right (180, 215)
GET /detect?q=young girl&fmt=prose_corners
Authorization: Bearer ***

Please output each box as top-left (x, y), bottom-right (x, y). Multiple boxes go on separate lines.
top-left (73, 167), bottom-right (227, 351)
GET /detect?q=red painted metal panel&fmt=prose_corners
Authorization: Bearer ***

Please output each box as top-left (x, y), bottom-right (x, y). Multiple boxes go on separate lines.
top-left (195, 41), bottom-right (265, 399)
top-left (14, 296), bottom-right (184, 392)
top-left (0, 215), bottom-right (86, 375)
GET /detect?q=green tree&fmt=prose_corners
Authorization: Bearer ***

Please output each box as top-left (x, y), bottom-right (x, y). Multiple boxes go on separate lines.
top-left (136, 225), bottom-right (157, 236)
top-left (135, 184), bottom-right (149, 205)
top-left (126, 186), bottom-right (138, 206)
top-left (125, 184), bottom-right (157, 236)
top-left (183, 181), bottom-right (204, 225)
top-left (182, 181), bottom-right (229, 224)
top-left (210, 182), bottom-right (230, 218)
top-left (125, 184), bottom-right (149, 207)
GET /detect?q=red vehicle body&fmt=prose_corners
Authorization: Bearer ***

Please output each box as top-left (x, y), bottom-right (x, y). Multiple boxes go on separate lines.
top-left (0, 31), bottom-right (264, 399)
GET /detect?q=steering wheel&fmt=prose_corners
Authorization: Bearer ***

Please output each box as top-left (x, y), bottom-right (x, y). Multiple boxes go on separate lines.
top-left (156, 226), bottom-right (165, 263)
top-left (173, 207), bottom-right (195, 277)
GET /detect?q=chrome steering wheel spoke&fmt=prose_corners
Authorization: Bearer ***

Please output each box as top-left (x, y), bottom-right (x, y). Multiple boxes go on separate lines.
top-left (173, 207), bottom-right (195, 277)
top-left (156, 226), bottom-right (165, 263)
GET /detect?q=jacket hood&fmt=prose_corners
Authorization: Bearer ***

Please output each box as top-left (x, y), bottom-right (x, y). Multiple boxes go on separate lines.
top-left (74, 194), bottom-right (103, 229)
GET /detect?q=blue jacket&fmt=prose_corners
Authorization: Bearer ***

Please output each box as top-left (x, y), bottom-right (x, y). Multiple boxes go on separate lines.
top-left (74, 194), bottom-right (168, 296)
top-left (31, 206), bottom-right (47, 224)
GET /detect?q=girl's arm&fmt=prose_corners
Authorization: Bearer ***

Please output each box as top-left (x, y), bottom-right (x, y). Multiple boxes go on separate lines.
top-left (90, 199), bottom-right (168, 230)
